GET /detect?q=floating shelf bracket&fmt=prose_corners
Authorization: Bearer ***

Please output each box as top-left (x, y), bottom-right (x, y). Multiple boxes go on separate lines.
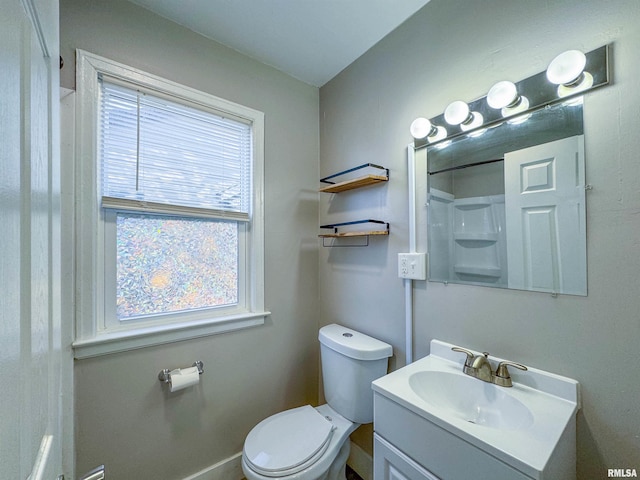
top-left (320, 163), bottom-right (389, 193)
top-left (319, 219), bottom-right (390, 247)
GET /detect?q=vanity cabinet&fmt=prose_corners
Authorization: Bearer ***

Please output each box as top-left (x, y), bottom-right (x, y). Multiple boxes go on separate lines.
top-left (373, 393), bottom-right (532, 480)
top-left (374, 433), bottom-right (439, 480)
top-left (372, 339), bottom-right (578, 480)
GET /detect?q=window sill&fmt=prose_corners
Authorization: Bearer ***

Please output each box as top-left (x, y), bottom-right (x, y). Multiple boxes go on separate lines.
top-left (72, 311), bottom-right (270, 359)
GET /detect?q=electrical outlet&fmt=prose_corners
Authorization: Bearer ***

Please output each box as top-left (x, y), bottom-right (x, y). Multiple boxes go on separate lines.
top-left (398, 252), bottom-right (427, 280)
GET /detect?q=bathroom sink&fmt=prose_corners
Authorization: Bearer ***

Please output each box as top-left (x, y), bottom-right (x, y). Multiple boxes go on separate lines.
top-left (372, 340), bottom-right (580, 479)
top-left (408, 370), bottom-right (534, 430)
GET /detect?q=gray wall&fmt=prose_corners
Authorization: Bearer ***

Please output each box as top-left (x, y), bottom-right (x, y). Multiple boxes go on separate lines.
top-left (319, 0), bottom-right (640, 476)
top-left (60, 0), bottom-right (320, 478)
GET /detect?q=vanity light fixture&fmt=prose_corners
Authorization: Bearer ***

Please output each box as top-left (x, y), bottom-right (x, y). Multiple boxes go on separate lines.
top-left (410, 117), bottom-right (447, 143)
top-left (546, 50), bottom-right (594, 98)
top-left (410, 44), bottom-right (609, 149)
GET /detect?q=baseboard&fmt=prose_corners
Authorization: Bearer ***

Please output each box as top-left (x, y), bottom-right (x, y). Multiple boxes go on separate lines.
top-left (347, 440), bottom-right (373, 480)
top-left (183, 441), bottom-right (372, 480)
top-left (182, 452), bottom-right (244, 480)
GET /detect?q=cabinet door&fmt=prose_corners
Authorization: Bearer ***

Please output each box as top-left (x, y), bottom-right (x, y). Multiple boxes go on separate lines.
top-left (374, 434), bottom-right (440, 480)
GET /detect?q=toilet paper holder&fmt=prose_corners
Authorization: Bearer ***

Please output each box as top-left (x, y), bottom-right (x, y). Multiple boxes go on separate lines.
top-left (158, 360), bottom-right (204, 384)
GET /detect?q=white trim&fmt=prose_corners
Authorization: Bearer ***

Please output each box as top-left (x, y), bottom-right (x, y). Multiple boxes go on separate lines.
top-left (77, 49), bottom-right (262, 122)
top-left (348, 440), bottom-right (373, 480)
top-left (182, 452), bottom-right (244, 480)
top-left (177, 441), bottom-right (372, 480)
top-left (101, 197), bottom-right (250, 222)
top-left (60, 87), bottom-right (77, 480)
top-left (73, 311), bottom-right (269, 359)
top-left (21, 0), bottom-right (49, 57)
top-left (74, 50), bottom-right (266, 355)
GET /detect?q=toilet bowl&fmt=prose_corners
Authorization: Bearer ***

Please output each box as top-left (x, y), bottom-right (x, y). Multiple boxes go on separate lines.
top-left (242, 404), bottom-right (357, 480)
top-left (242, 324), bottom-right (392, 480)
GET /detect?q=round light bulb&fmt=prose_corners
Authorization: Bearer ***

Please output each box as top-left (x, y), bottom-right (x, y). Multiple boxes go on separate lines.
top-left (409, 117), bottom-right (433, 139)
top-left (546, 50), bottom-right (587, 85)
top-left (460, 112), bottom-right (484, 132)
top-left (501, 96), bottom-right (530, 118)
top-left (428, 125), bottom-right (448, 143)
top-left (557, 71), bottom-right (594, 98)
top-left (444, 101), bottom-right (471, 126)
top-left (487, 81), bottom-right (519, 109)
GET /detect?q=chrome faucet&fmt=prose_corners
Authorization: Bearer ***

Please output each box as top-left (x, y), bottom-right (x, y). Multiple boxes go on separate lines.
top-left (471, 351), bottom-right (494, 382)
top-left (451, 347), bottom-right (528, 387)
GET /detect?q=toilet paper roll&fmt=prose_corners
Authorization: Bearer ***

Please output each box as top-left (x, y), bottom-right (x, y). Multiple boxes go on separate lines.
top-left (169, 366), bottom-right (200, 392)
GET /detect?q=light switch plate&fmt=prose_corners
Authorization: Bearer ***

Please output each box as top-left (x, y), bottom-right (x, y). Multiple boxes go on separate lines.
top-left (398, 252), bottom-right (427, 280)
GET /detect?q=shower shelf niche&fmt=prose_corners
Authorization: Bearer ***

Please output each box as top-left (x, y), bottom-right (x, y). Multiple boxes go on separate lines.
top-left (451, 195), bottom-right (505, 283)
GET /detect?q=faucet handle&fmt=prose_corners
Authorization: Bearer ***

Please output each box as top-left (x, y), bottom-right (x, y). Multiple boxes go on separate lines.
top-left (451, 347), bottom-right (474, 367)
top-left (494, 361), bottom-right (528, 387)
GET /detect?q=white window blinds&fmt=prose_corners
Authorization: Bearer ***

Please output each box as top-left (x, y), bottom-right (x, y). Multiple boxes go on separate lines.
top-left (99, 78), bottom-right (252, 221)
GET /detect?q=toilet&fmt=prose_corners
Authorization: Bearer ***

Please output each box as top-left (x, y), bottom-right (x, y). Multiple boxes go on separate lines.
top-left (242, 323), bottom-right (392, 480)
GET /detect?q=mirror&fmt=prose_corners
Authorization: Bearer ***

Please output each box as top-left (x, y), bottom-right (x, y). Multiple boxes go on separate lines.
top-left (427, 102), bottom-right (587, 295)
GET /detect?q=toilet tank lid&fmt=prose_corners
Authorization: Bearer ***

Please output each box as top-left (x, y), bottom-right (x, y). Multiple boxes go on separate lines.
top-left (319, 324), bottom-right (392, 361)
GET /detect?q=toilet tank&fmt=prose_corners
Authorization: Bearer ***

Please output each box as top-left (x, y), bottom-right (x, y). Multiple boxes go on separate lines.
top-left (319, 324), bottom-right (392, 424)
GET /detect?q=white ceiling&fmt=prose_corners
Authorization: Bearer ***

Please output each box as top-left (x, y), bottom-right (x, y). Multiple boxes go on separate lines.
top-left (128, 0), bottom-right (431, 87)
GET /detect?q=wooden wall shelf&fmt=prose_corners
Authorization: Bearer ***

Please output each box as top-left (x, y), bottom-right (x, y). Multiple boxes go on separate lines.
top-left (319, 219), bottom-right (389, 246)
top-left (318, 230), bottom-right (390, 238)
top-left (320, 163), bottom-right (388, 193)
top-left (319, 164), bottom-right (389, 247)
top-left (319, 174), bottom-right (388, 193)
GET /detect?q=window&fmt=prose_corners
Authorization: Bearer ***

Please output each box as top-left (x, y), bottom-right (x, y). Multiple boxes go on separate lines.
top-left (107, 212), bottom-right (240, 321)
top-left (73, 51), bottom-right (267, 358)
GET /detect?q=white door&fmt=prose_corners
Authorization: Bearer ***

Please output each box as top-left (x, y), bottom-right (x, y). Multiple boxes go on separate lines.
top-left (504, 135), bottom-right (586, 295)
top-left (0, 0), bottom-right (63, 478)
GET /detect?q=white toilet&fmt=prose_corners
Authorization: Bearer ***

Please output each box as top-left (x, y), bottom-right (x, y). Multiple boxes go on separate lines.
top-left (242, 323), bottom-right (392, 480)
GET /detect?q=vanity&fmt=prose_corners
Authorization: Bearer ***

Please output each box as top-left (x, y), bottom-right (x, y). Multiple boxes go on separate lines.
top-left (371, 340), bottom-right (580, 480)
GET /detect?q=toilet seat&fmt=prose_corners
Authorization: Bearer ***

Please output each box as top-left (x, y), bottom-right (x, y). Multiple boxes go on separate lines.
top-left (243, 405), bottom-right (336, 477)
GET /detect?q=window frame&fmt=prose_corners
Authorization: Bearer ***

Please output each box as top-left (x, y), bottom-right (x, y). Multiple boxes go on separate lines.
top-left (72, 50), bottom-right (268, 359)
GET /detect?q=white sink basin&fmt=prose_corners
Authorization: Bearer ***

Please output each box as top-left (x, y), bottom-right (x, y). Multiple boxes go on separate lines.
top-left (408, 370), bottom-right (534, 430)
top-left (372, 339), bottom-right (580, 479)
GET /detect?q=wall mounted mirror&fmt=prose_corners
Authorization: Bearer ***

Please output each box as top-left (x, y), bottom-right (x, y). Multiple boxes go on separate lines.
top-left (427, 102), bottom-right (587, 295)
top-left (414, 45), bottom-right (610, 296)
